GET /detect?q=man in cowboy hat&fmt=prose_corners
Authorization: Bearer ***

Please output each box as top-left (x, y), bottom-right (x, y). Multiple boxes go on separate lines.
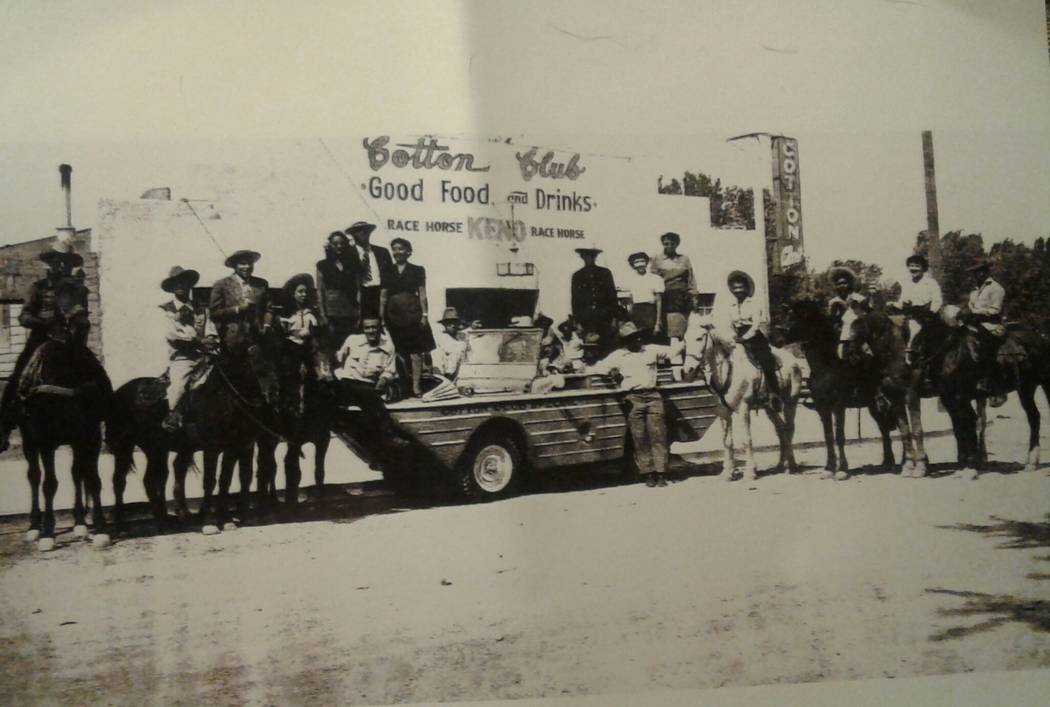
top-left (159, 266), bottom-right (209, 432)
top-left (571, 243), bottom-right (618, 351)
top-left (888, 253), bottom-right (942, 365)
top-left (965, 259), bottom-right (1005, 334)
top-left (345, 221), bottom-right (394, 325)
top-left (625, 251), bottom-right (665, 342)
top-left (432, 306), bottom-right (467, 378)
top-left (827, 265), bottom-right (868, 358)
top-left (0, 243), bottom-right (87, 451)
top-left (588, 321), bottom-right (681, 487)
top-left (209, 249), bottom-right (270, 355)
top-left (718, 269), bottom-right (783, 411)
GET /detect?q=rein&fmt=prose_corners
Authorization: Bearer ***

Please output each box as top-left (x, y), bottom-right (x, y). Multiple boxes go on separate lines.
top-left (695, 329), bottom-right (733, 411)
top-left (212, 363), bottom-right (283, 441)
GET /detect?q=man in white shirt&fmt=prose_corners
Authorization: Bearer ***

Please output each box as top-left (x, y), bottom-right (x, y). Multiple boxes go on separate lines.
top-left (888, 254), bottom-right (942, 364)
top-left (432, 307), bottom-right (467, 379)
top-left (714, 270), bottom-right (782, 411)
top-left (965, 260), bottom-right (1006, 333)
top-left (624, 252), bottom-right (665, 341)
top-left (826, 266), bottom-right (867, 358)
top-left (588, 321), bottom-right (680, 487)
top-left (159, 266), bottom-right (208, 432)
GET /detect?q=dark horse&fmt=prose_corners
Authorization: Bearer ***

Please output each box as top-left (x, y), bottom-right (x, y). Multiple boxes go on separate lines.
top-left (16, 300), bottom-right (112, 551)
top-left (852, 305), bottom-right (1050, 478)
top-left (785, 300), bottom-right (901, 478)
top-left (107, 344), bottom-right (282, 534)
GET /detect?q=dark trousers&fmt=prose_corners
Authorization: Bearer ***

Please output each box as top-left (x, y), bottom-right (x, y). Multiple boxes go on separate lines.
top-left (0, 335), bottom-right (47, 426)
top-left (360, 287), bottom-right (382, 320)
top-left (743, 332), bottom-right (782, 398)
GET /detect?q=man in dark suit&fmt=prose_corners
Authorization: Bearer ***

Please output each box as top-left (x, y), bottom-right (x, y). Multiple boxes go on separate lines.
top-left (345, 221), bottom-right (394, 325)
top-left (209, 249), bottom-right (270, 356)
top-left (571, 243), bottom-right (618, 351)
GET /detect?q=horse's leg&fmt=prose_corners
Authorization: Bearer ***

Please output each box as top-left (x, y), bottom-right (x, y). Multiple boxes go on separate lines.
top-left (200, 450), bottom-right (221, 535)
top-left (255, 436), bottom-right (278, 517)
top-left (314, 432), bottom-right (330, 505)
top-left (237, 443), bottom-right (254, 525)
top-left (739, 406), bottom-right (757, 481)
top-left (833, 404), bottom-right (849, 477)
top-left (893, 399), bottom-right (915, 476)
top-left (975, 396), bottom-right (988, 467)
top-left (768, 408), bottom-right (788, 475)
top-left (172, 450), bottom-right (192, 523)
top-left (39, 447), bottom-right (58, 551)
top-left (1018, 382), bottom-right (1041, 472)
top-left (817, 405), bottom-right (836, 474)
top-left (25, 445), bottom-right (42, 542)
top-left (718, 414), bottom-right (735, 481)
top-left (216, 450), bottom-right (237, 530)
top-left (907, 388), bottom-right (927, 477)
top-left (284, 441), bottom-right (302, 507)
top-left (81, 439), bottom-right (110, 547)
top-left (143, 449), bottom-right (168, 526)
top-left (946, 395), bottom-right (978, 480)
top-left (111, 442), bottom-right (132, 532)
top-left (71, 449), bottom-right (88, 538)
top-left (783, 397), bottom-right (800, 475)
top-left (869, 403), bottom-right (897, 471)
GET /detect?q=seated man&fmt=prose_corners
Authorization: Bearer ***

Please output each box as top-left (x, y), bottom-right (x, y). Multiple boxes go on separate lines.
top-left (431, 307), bottom-right (467, 380)
top-left (888, 253), bottom-right (942, 366)
top-left (159, 266), bottom-right (208, 432)
top-left (718, 270), bottom-right (782, 411)
top-left (964, 260), bottom-right (1008, 399)
top-left (826, 266), bottom-right (868, 358)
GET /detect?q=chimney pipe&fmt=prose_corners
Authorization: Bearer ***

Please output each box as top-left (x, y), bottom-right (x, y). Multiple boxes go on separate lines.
top-left (57, 164), bottom-right (75, 243)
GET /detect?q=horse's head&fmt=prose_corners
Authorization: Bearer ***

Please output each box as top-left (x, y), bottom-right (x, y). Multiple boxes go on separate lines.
top-left (784, 299), bottom-right (834, 346)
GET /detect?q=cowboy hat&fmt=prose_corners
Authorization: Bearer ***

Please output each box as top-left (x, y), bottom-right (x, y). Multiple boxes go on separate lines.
top-left (438, 306), bottom-right (462, 324)
top-left (574, 242), bottom-right (603, 255)
top-left (726, 270), bottom-right (755, 297)
top-left (224, 249), bottom-right (261, 268)
top-left (905, 253), bottom-right (929, 270)
top-left (283, 273), bottom-right (315, 292)
top-left (828, 265), bottom-right (859, 290)
top-left (161, 265), bottom-right (200, 292)
top-left (618, 321), bottom-right (643, 340)
top-left (39, 242), bottom-right (83, 267)
top-left (346, 221), bottom-right (377, 235)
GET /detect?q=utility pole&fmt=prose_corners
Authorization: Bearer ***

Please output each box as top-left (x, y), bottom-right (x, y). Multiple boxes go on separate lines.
top-left (921, 131), bottom-right (943, 282)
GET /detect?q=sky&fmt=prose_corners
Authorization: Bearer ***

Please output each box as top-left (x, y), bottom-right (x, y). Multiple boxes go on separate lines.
top-left (1, 0), bottom-right (1048, 279)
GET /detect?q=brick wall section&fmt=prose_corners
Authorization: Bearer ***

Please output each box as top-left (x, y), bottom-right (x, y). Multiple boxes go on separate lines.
top-left (0, 230), bottom-right (101, 378)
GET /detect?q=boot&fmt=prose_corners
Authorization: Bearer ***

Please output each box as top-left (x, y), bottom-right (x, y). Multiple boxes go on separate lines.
top-left (645, 474), bottom-right (657, 488)
top-left (656, 474), bottom-right (668, 487)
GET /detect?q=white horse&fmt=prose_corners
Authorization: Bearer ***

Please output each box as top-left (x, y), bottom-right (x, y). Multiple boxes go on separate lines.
top-left (686, 324), bottom-right (805, 481)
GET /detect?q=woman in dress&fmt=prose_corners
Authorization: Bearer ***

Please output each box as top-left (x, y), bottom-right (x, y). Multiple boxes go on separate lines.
top-left (382, 238), bottom-right (436, 397)
top-left (315, 230), bottom-right (359, 355)
top-left (649, 231), bottom-right (697, 351)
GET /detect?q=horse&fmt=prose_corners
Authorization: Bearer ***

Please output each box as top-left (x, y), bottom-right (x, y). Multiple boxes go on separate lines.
top-left (783, 300), bottom-right (903, 479)
top-left (16, 298), bottom-right (113, 551)
top-left (686, 323), bottom-right (804, 481)
top-left (108, 344), bottom-right (281, 534)
top-left (887, 306), bottom-right (1050, 478)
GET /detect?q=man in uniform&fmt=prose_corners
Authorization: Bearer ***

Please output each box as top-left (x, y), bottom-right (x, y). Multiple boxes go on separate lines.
top-left (719, 270), bottom-right (783, 411)
top-left (209, 250), bottom-right (271, 400)
top-left (888, 253), bottom-right (942, 365)
top-left (159, 266), bottom-right (210, 432)
top-left (570, 243), bottom-right (618, 351)
top-left (0, 243), bottom-right (86, 451)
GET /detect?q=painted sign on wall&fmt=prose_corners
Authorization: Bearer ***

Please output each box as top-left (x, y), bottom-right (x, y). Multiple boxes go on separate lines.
top-left (769, 136), bottom-right (804, 272)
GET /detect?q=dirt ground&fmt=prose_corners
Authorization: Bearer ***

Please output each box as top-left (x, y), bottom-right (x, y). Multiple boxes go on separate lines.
top-left (1, 399), bottom-right (1049, 705)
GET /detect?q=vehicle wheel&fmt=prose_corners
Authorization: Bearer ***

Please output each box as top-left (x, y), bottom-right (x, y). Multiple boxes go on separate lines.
top-left (457, 433), bottom-right (523, 500)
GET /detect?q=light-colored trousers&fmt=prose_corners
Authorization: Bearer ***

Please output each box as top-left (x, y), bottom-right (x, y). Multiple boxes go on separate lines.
top-left (167, 358), bottom-right (195, 410)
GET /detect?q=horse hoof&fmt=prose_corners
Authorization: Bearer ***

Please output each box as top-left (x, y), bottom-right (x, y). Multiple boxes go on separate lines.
top-left (201, 524), bottom-right (221, 536)
top-left (91, 534), bottom-right (111, 548)
top-left (912, 462), bottom-right (928, 478)
top-left (834, 471), bottom-right (849, 481)
top-left (223, 522), bottom-right (238, 532)
top-left (73, 524), bottom-right (89, 538)
top-left (720, 472), bottom-right (735, 482)
top-left (25, 529), bottom-right (40, 543)
top-left (820, 471), bottom-right (834, 481)
top-left (953, 468), bottom-right (979, 481)
top-left (38, 537), bottom-right (55, 552)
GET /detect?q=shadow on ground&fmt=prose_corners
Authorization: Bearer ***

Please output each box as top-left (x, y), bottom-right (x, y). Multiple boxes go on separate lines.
top-left (925, 588), bottom-right (1050, 640)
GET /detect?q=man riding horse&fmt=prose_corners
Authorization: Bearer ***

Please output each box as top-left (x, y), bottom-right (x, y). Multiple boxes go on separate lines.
top-left (887, 253), bottom-right (942, 367)
top-left (718, 270), bottom-right (783, 412)
top-left (208, 249), bottom-right (273, 403)
top-left (827, 266), bottom-right (867, 359)
top-left (159, 266), bottom-right (216, 432)
top-left (0, 243), bottom-right (102, 452)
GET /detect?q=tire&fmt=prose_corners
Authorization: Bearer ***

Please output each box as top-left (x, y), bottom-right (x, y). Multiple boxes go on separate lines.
top-left (456, 433), bottom-right (523, 501)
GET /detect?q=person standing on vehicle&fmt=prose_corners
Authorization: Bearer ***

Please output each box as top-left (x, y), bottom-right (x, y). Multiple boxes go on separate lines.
top-left (316, 230), bottom-right (360, 351)
top-left (624, 252), bottom-right (665, 342)
top-left (346, 221), bottom-right (394, 323)
top-left (571, 243), bottom-right (618, 352)
top-left (383, 237), bottom-right (436, 397)
top-left (649, 231), bottom-right (697, 351)
top-left (588, 321), bottom-right (680, 488)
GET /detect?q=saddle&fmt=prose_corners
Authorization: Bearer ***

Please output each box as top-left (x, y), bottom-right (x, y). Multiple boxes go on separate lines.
top-left (17, 341), bottom-right (109, 401)
top-left (140, 359), bottom-right (215, 411)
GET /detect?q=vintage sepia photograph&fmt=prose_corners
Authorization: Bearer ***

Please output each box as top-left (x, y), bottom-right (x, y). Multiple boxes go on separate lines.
top-left (1, 1), bottom-right (1049, 705)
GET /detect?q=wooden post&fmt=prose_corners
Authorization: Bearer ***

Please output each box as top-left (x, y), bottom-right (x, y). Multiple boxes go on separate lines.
top-left (921, 131), bottom-right (943, 282)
